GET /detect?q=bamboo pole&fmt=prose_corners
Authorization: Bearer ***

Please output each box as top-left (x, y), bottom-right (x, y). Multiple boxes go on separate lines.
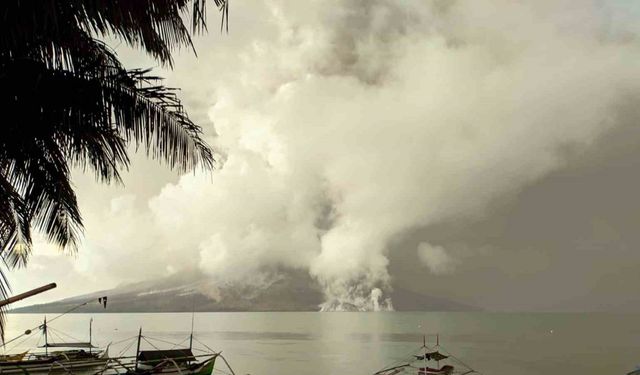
top-left (0, 283), bottom-right (57, 307)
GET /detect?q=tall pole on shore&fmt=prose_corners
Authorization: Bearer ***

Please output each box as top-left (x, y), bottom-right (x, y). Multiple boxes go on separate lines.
top-left (0, 283), bottom-right (57, 308)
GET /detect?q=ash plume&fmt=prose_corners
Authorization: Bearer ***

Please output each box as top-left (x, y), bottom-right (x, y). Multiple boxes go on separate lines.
top-left (55, 0), bottom-right (640, 311)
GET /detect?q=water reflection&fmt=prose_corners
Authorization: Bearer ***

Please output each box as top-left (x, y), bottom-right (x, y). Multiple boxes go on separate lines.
top-left (4, 312), bottom-right (639, 375)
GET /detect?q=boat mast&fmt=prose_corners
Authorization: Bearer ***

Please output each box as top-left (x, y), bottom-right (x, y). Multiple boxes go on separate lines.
top-left (423, 335), bottom-right (427, 372)
top-left (89, 318), bottom-right (93, 354)
top-left (43, 317), bottom-right (48, 356)
top-left (135, 328), bottom-right (142, 372)
top-left (436, 334), bottom-right (440, 369)
top-left (189, 309), bottom-right (195, 350)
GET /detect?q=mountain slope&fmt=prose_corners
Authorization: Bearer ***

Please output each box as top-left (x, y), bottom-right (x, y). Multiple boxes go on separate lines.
top-left (11, 271), bottom-right (477, 313)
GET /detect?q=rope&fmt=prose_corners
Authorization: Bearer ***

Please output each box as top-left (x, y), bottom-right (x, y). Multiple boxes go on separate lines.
top-left (48, 327), bottom-right (84, 344)
top-left (110, 335), bottom-right (139, 347)
top-left (436, 345), bottom-right (483, 375)
top-left (375, 345), bottom-right (425, 374)
top-left (117, 338), bottom-right (136, 357)
top-left (217, 354), bottom-right (236, 375)
top-left (4, 332), bottom-right (35, 353)
top-left (170, 337), bottom-right (189, 350)
top-left (192, 347), bottom-right (213, 354)
top-left (143, 336), bottom-right (187, 347)
top-left (48, 329), bottom-right (66, 345)
top-left (141, 337), bottom-right (161, 350)
top-left (193, 337), bottom-right (216, 354)
top-left (1, 298), bottom-right (97, 349)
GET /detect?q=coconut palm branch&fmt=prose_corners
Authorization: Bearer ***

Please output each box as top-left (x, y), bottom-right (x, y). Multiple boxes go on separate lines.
top-left (0, 0), bottom-right (229, 338)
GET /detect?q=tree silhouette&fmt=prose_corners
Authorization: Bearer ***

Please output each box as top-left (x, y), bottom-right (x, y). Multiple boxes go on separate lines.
top-left (0, 0), bottom-right (228, 336)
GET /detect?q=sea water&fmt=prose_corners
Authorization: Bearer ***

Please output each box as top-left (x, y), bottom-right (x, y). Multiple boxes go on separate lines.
top-left (5, 312), bottom-right (640, 375)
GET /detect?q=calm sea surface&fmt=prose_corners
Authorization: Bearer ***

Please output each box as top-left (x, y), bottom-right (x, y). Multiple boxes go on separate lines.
top-left (4, 312), bottom-right (640, 375)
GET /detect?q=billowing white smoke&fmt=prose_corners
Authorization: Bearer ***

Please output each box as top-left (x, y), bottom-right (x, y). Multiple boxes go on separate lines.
top-left (68, 0), bottom-right (640, 310)
top-left (417, 243), bottom-right (455, 276)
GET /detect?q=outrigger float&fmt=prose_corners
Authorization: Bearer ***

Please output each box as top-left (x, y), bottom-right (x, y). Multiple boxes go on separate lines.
top-left (373, 335), bottom-right (480, 375)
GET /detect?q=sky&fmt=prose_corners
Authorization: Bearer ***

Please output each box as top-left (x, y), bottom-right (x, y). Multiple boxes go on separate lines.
top-left (9, 0), bottom-right (640, 312)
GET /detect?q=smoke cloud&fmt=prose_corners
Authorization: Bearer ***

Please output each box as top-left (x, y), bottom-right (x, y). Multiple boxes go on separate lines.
top-left (417, 243), bottom-right (455, 275)
top-left (27, 0), bottom-right (640, 310)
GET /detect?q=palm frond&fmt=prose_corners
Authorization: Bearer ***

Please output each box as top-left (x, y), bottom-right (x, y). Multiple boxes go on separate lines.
top-left (0, 54), bottom-right (214, 249)
top-left (0, 0), bottom-right (229, 67)
top-left (0, 0), bottom-right (228, 340)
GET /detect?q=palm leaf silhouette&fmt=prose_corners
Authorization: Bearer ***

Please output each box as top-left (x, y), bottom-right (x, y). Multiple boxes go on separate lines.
top-left (0, 0), bottom-right (228, 338)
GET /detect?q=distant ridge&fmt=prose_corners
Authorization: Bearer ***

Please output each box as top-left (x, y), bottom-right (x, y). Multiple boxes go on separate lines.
top-left (11, 270), bottom-right (477, 313)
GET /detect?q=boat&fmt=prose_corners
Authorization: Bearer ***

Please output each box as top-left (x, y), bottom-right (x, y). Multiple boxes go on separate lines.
top-left (100, 327), bottom-right (235, 375)
top-left (0, 298), bottom-right (235, 375)
top-left (0, 299), bottom-right (110, 374)
top-left (374, 335), bottom-right (478, 375)
top-left (0, 344), bottom-right (109, 375)
top-left (0, 353), bottom-right (27, 362)
top-left (130, 348), bottom-right (216, 375)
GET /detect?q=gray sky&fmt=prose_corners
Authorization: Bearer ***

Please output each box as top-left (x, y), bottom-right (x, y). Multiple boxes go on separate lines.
top-left (9, 0), bottom-right (640, 311)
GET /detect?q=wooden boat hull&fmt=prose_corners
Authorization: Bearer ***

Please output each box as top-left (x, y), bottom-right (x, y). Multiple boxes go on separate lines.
top-left (129, 357), bottom-right (216, 375)
top-left (0, 358), bottom-right (108, 374)
top-left (418, 365), bottom-right (454, 375)
top-left (0, 353), bottom-right (27, 362)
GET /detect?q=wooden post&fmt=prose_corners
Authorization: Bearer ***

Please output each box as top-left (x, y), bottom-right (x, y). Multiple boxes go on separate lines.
top-left (89, 318), bottom-right (93, 354)
top-left (0, 283), bottom-right (57, 308)
top-left (134, 328), bottom-right (142, 372)
top-left (43, 317), bottom-right (48, 356)
top-left (436, 334), bottom-right (440, 369)
top-left (189, 309), bottom-right (195, 351)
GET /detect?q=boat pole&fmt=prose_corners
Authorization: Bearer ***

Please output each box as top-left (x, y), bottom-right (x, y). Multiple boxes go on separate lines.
top-left (189, 309), bottom-right (195, 351)
top-left (436, 334), bottom-right (439, 369)
top-left (423, 335), bottom-right (427, 373)
top-left (134, 328), bottom-right (142, 372)
top-left (0, 283), bottom-right (57, 308)
top-left (89, 318), bottom-right (93, 354)
top-left (189, 296), bottom-right (195, 351)
top-left (43, 317), bottom-right (48, 356)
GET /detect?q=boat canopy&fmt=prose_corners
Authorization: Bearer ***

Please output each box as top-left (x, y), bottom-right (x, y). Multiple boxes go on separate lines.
top-left (138, 349), bottom-right (195, 364)
top-left (414, 351), bottom-right (448, 361)
top-left (40, 343), bottom-right (97, 348)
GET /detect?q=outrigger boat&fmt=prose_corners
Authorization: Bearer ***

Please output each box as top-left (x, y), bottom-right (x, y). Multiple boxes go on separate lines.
top-left (0, 298), bottom-right (110, 374)
top-left (128, 328), bottom-right (217, 375)
top-left (0, 343), bottom-right (109, 375)
top-left (1, 296), bottom-right (236, 375)
top-left (96, 327), bottom-right (235, 375)
top-left (374, 335), bottom-right (478, 375)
